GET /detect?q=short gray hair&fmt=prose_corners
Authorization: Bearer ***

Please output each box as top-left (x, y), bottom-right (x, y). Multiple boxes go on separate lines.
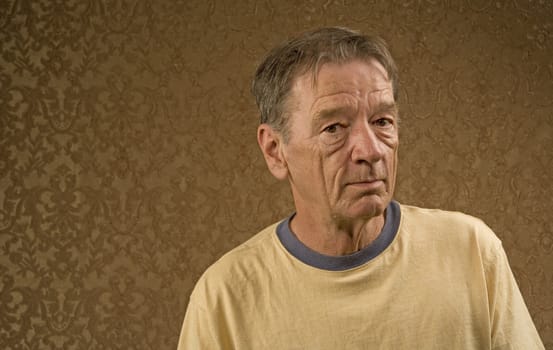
top-left (251, 27), bottom-right (399, 140)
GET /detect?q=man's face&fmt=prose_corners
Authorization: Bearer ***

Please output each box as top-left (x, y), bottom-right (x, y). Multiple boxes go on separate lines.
top-left (281, 59), bottom-right (399, 221)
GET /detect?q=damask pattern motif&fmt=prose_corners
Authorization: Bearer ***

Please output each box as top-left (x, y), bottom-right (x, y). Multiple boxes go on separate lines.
top-left (1, 0), bottom-right (551, 348)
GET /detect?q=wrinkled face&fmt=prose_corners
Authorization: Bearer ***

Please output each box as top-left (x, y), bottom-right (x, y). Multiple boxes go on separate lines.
top-left (282, 59), bottom-right (399, 221)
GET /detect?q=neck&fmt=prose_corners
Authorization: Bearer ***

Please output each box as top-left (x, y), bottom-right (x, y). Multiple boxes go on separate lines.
top-left (289, 210), bottom-right (386, 256)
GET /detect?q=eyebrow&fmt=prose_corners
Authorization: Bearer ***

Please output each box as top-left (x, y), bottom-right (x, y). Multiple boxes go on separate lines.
top-left (372, 102), bottom-right (399, 118)
top-left (313, 105), bottom-right (356, 123)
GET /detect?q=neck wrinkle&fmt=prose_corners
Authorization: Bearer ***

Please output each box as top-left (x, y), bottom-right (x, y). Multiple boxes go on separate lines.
top-left (290, 211), bottom-right (386, 256)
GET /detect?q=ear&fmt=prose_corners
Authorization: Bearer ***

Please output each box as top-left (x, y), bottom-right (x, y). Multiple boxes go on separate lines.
top-left (257, 124), bottom-right (288, 180)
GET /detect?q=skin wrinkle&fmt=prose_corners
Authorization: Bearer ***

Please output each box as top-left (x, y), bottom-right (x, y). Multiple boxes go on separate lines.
top-left (276, 58), bottom-right (399, 255)
top-left (312, 98), bottom-right (398, 129)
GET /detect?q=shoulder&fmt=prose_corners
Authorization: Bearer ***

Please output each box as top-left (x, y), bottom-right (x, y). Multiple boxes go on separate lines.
top-left (189, 221), bottom-right (283, 304)
top-left (398, 203), bottom-right (503, 255)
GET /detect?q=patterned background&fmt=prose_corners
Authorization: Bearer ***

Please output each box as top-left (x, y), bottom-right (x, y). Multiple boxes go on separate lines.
top-left (0, 0), bottom-right (551, 349)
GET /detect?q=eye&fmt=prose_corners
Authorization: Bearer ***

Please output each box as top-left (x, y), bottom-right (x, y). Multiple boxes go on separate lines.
top-left (323, 123), bottom-right (342, 133)
top-left (320, 122), bottom-right (348, 146)
top-left (373, 118), bottom-right (393, 128)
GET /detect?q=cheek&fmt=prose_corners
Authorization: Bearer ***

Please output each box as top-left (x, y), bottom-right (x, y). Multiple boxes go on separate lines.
top-left (321, 152), bottom-right (350, 191)
top-left (387, 144), bottom-right (399, 188)
top-left (384, 135), bottom-right (399, 161)
top-left (383, 132), bottom-right (399, 148)
top-left (388, 143), bottom-right (398, 166)
top-left (285, 143), bottom-right (320, 177)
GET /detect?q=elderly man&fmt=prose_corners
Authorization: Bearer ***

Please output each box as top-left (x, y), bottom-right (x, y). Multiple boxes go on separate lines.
top-left (178, 27), bottom-right (544, 349)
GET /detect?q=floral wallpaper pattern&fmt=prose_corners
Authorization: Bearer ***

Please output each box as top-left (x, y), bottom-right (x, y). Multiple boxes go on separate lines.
top-left (0, 0), bottom-right (552, 349)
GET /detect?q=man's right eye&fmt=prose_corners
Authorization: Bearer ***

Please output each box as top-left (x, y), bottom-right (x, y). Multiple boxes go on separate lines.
top-left (323, 124), bottom-right (340, 133)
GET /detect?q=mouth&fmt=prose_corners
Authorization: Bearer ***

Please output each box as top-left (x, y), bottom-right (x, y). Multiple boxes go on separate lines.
top-left (346, 179), bottom-right (385, 192)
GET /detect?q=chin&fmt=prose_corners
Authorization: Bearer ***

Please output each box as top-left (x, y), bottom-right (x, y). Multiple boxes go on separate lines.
top-left (343, 196), bottom-right (389, 220)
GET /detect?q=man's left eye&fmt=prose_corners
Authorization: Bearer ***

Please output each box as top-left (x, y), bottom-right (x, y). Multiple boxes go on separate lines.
top-left (374, 118), bottom-right (392, 127)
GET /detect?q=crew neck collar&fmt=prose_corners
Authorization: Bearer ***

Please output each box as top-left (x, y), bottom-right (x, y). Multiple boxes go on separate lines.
top-left (276, 201), bottom-right (401, 271)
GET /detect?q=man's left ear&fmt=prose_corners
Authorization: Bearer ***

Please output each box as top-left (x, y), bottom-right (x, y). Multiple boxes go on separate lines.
top-left (257, 124), bottom-right (288, 180)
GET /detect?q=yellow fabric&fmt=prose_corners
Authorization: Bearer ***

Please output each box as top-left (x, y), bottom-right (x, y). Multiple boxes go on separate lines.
top-left (178, 204), bottom-right (544, 349)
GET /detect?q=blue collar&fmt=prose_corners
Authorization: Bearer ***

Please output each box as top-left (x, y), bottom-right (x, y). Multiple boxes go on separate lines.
top-left (276, 201), bottom-right (401, 271)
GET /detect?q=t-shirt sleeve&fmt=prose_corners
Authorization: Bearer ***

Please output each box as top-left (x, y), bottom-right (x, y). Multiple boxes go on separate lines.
top-left (485, 240), bottom-right (545, 350)
top-left (177, 297), bottom-right (220, 350)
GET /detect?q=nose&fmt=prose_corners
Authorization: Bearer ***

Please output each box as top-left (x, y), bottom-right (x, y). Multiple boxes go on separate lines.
top-left (350, 122), bottom-right (385, 164)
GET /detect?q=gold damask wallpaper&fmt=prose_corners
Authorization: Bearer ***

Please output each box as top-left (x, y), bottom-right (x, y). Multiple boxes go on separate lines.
top-left (0, 0), bottom-right (551, 349)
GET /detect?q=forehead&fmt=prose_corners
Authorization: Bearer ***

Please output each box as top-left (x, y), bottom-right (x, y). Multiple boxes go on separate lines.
top-left (291, 59), bottom-right (393, 105)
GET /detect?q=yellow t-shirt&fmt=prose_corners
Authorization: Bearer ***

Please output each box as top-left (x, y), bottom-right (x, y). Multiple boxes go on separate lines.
top-left (178, 203), bottom-right (544, 349)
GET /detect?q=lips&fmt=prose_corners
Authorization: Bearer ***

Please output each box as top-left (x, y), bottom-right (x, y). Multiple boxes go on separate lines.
top-left (346, 179), bottom-right (385, 192)
top-left (348, 178), bottom-right (382, 184)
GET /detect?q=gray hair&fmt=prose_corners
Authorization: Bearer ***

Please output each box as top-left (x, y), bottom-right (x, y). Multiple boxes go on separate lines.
top-left (251, 27), bottom-right (399, 141)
